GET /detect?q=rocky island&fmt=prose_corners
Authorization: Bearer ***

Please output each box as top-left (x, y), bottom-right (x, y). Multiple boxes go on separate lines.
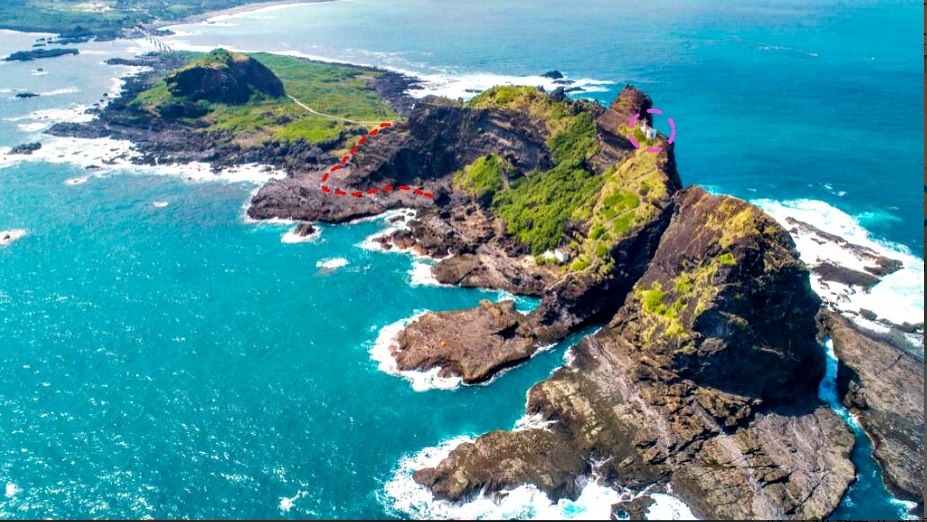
top-left (45, 49), bottom-right (923, 519)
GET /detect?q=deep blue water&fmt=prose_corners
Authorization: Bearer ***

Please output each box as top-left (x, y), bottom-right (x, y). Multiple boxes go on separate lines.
top-left (0, 1), bottom-right (922, 519)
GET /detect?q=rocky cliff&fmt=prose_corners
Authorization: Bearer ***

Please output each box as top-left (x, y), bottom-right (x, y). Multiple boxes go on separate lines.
top-left (413, 188), bottom-right (855, 519)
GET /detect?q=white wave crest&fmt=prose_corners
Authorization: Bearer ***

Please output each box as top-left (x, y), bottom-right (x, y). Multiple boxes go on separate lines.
top-left (368, 312), bottom-right (462, 392)
top-left (381, 437), bottom-right (697, 520)
top-left (0, 229), bottom-right (27, 246)
top-left (753, 198), bottom-right (924, 331)
top-left (0, 135), bottom-right (286, 184)
top-left (315, 257), bottom-right (347, 269)
top-left (281, 225), bottom-right (320, 243)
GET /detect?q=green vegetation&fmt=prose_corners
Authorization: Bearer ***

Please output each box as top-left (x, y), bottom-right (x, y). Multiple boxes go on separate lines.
top-left (719, 252), bottom-right (736, 266)
top-left (567, 149), bottom-right (670, 275)
top-left (453, 155), bottom-right (508, 204)
top-left (464, 85), bottom-right (675, 274)
top-left (0, 1), bottom-right (258, 36)
top-left (130, 50), bottom-right (400, 147)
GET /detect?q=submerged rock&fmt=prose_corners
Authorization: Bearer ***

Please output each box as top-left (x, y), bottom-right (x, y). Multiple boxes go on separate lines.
top-left (9, 142), bottom-right (41, 155)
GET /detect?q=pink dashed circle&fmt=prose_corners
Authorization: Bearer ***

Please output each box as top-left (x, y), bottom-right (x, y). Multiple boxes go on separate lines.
top-left (627, 108), bottom-right (675, 154)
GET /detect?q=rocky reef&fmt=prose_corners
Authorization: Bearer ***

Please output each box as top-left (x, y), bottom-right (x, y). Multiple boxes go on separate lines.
top-left (4, 47), bottom-right (78, 61)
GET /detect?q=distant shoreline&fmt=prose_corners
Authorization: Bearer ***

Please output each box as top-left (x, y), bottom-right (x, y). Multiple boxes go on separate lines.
top-left (149, 0), bottom-right (336, 30)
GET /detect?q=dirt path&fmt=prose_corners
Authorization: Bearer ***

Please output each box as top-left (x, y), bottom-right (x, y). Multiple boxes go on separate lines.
top-left (288, 95), bottom-right (386, 125)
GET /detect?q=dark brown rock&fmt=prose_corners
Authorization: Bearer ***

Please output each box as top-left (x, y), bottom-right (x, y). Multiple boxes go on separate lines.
top-left (413, 188), bottom-right (854, 520)
top-left (820, 309), bottom-right (925, 510)
top-left (391, 300), bottom-right (538, 384)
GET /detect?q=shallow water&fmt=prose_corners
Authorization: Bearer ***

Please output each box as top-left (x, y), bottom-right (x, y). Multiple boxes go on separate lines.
top-left (0, 1), bottom-right (922, 518)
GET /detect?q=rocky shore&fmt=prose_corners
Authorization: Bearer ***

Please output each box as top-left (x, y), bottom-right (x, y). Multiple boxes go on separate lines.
top-left (36, 49), bottom-right (923, 516)
top-left (45, 52), bottom-right (421, 176)
top-left (820, 310), bottom-right (925, 515)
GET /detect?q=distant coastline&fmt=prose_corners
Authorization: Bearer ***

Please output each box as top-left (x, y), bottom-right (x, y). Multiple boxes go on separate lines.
top-left (149, 0), bottom-right (336, 30)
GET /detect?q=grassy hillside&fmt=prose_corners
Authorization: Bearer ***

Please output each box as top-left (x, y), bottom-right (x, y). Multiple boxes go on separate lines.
top-left (131, 50), bottom-right (400, 147)
top-left (463, 85), bottom-right (672, 275)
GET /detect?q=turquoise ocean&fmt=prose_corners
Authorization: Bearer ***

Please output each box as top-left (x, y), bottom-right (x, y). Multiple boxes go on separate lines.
top-left (0, 1), bottom-right (922, 519)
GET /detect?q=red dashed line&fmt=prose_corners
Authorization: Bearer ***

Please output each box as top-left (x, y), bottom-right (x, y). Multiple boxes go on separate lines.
top-left (319, 122), bottom-right (431, 199)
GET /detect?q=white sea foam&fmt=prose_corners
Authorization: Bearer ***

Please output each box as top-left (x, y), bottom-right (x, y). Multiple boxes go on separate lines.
top-left (64, 176), bottom-right (90, 185)
top-left (0, 229), bottom-right (26, 246)
top-left (753, 199), bottom-right (924, 333)
top-left (381, 437), bottom-right (697, 520)
top-left (38, 87), bottom-right (80, 96)
top-left (315, 257), bottom-right (347, 269)
top-left (4, 482), bottom-right (21, 499)
top-left (152, 201), bottom-right (169, 208)
top-left (406, 72), bottom-right (617, 100)
top-left (16, 122), bottom-right (47, 133)
top-left (281, 225), bottom-right (320, 243)
top-left (0, 135), bottom-right (286, 185)
top-left (369, 312), bottom-right (462, 392)
top-left (278, 490), bottom-right (307, 512)
top-left (407, 260), bottom-right (447, 287)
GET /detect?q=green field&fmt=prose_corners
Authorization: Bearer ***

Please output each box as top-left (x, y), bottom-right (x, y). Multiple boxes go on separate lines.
top-left (131, 50), bottom-right (400, 148)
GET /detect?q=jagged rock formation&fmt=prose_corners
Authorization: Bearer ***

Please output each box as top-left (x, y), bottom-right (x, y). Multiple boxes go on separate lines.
top-left (820, 310), bottom-right (925, 514)
top-left (165, 48), bottom-right (284, 104)
top-left (413, 188), bottom-right (855, 519)
top-left (392, 300), bottom-right (537, 384)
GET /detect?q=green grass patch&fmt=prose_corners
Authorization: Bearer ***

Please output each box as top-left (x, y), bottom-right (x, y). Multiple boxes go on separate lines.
top-left (453, 154), bottom-right (508, 203)
top-left (719, 252), bottom-right (736, 266)
top-left (129, 50), bottom-right (400, 146)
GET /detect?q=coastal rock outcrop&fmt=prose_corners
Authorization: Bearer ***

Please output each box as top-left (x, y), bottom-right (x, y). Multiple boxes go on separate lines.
top-left (392, 300), bottom-right (537, 384)
top-left (9, 142), bottom-right (41, 155)
top-left (4, 48), bottom-right (78, 61)
top-left (165, 48), bottom-right (285, 105)
top-left (819, 310), bottom-right (925, 513)
top-left (413, 188), bottom-right (855, 519)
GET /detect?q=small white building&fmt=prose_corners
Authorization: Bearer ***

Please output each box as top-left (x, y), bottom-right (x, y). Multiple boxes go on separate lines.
top-left (541, 248), bottom-right (572, 263)
top-left (640, 121), bottom-right (657, 140)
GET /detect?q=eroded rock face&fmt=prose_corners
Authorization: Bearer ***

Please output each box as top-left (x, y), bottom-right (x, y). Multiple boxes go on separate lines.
top-left (412, 188), bottom-right (854, 519)
top-left (820, 310), bottom-right (925, 512)
top-left (391, 300), bottom-right (537, 384)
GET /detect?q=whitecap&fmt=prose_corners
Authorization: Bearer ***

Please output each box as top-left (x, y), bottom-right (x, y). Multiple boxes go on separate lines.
top-left (4, 482), bottom-right (21, 499)
top-left (152, 201), bottom-right (169, 208)
top-left (279, 490), bottom-right (307, 512)
top-left (315, 257), bottom-right (348, 269)
top-left (65, 176), bottom-right (90, 185)
top-left (0, 229), bottom-right (27, 246)
top-left (39, 87), bottom-right (80, 96)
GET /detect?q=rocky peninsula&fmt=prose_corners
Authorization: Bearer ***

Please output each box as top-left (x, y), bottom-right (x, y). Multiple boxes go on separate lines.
top-left (43, 49), bottom-right (923, 519)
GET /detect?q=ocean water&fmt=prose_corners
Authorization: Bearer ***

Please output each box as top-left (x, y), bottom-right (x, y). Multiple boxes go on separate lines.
top-left (0, 0), bottom-right (922, 519)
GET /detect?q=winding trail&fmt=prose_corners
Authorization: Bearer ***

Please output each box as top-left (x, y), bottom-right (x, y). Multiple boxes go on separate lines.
top-left (293, 96), bottom-right (432, 199)
top-left (288, 95), bottom-right (386, 125)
